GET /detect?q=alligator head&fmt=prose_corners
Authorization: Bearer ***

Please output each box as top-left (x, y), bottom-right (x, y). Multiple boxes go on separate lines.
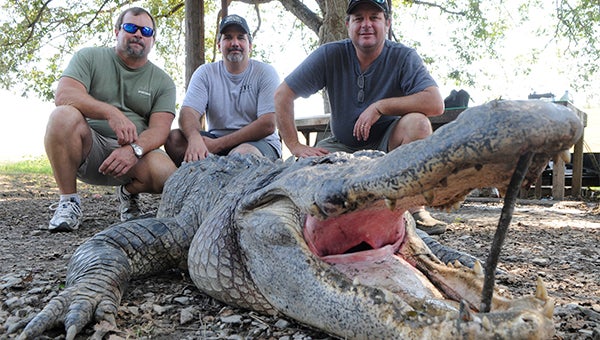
top-left (187, 100), bottom-right (581, 339)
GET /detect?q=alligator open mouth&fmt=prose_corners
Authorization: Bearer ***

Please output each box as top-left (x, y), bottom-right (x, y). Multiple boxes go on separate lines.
top-left (304, 201), bottom-right (405, 258)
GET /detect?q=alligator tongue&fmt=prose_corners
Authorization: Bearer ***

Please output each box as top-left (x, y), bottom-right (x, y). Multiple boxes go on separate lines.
top-left (302, 204), bottom-right (450, 304)
top-left (303, 205), bottom-right (405, 257)
top-left (325, 244), bottom-right (447, 301)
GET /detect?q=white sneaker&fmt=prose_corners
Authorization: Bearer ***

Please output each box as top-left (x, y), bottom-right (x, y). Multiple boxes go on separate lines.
top-left (48, 199), bottom-right (82, 232)
top-left (118, 185), bottom-right (141, 221)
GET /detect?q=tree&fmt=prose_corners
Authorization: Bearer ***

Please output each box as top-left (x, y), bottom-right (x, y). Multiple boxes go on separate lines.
top-left (0, 0), bottom-right (598, 104)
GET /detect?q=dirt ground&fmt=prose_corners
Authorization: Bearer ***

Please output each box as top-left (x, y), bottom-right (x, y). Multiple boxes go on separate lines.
top-left (0, 173), bottom-right (599, 339)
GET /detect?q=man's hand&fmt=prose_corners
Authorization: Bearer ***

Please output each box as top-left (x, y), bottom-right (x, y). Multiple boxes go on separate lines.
top-left (99, 146), bottom-right (138, 177)
top-left (108, 112), bottom-right (138, 145)
top-left (353, 105), bottom-right (383, 141)
top-left (289, 142), bottom-right (329, 158)
top-left (181, 134), bottom-right (210, 162)
top-left (201, 136), bottom-right (225, 156)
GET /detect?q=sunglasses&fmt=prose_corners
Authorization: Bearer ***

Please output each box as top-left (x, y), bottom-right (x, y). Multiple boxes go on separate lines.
top-left (357, 74), bottom-right (365, 103)
top-left (121, 23), bottom-right (154, 37)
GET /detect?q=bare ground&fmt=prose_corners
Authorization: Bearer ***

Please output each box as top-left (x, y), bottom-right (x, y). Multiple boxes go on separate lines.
top-left (0, 173), bottom-right (599, 339)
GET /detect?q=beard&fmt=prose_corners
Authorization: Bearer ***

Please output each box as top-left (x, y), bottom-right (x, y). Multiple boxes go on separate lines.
top-left (124, 38), bottom-right (147, 59)
top-left (226, 50), bottom-right (244, 63)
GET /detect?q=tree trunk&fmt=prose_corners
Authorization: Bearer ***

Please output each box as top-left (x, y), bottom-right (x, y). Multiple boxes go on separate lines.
top-left (318, 0), bottom-right (347, 44)
top-left (185, 0), bottom-right (205, 89)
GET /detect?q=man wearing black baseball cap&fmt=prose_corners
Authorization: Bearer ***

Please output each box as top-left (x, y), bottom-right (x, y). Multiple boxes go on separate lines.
top-left (275, 0), bottom-right (448, 234)
top-left (166, 14), bottom-right (281, 165)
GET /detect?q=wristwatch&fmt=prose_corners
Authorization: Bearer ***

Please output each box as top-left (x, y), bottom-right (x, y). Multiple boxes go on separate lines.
top-left (130, 143), bottom-right (143, 159)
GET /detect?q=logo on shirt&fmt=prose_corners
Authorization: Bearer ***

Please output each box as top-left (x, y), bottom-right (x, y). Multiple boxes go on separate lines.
top-left (241, 84), bottom-right (252, 92)
top-left (138, 89), bottom-right (151, 96)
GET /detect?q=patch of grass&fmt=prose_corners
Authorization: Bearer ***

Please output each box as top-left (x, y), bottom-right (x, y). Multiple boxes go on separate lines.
top-left (0, 156), bottom-right (52, 175)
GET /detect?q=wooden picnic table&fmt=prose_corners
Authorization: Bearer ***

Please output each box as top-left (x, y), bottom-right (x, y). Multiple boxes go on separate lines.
top-left (294, 102), bottom-right (588, 200)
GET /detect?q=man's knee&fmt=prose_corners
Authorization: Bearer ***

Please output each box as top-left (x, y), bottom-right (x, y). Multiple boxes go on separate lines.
top-left (46, 105), bottom-right (87, 132)
top-left (229, 143), bottom-right (261, 156)
top-left (165, 129), bottom-right (186, 164)
top-left (133, 151), bottom-right (176, 193)
top-left (387, 113), bottom-right (433, 150)
top-left (399, 113), bottom-right (432, 142)
top-left (165, 129), bottom-right (185, 150)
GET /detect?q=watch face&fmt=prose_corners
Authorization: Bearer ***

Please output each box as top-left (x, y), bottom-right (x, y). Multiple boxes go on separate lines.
top-left (131, 144), bottom-right (143, 157)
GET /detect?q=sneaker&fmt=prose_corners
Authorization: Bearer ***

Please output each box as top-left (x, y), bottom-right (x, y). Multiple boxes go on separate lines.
top-left (412, 210), bottom-right (447, 235)
top-left (48, 198), bottom-right (82, 232)
top-left (118, 185), bottom-right (141, 221)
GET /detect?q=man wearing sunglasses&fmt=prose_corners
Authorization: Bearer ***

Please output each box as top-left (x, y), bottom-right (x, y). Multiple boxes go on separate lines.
top-left (44, 7), bottom-right (177, 232)
top-left (275, 0), bottom-right (447, 234)
top-left (165, 14), bottom-right (281, 166)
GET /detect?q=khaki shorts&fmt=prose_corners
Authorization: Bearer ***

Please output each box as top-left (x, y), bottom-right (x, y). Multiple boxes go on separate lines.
top-left (316, 118), bottom-right (400, 153)
top-left (77, 129), bottom-right (165, 186)
top-left (201, 131), bottom-right (280, 161)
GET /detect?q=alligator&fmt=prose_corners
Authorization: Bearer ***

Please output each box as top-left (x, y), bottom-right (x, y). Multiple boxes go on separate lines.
top-left (18, 100), bottom-right (582, 339)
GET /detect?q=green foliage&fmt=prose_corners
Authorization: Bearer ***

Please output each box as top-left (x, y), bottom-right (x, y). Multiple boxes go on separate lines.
top-left (0, 156), bottom-right (52, 175)
top-left (0, 0), bottom-right (598, 103)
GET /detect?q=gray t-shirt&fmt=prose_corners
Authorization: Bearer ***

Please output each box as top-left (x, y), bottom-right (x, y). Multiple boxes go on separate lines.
top-left (62, 46), bottom-right (177, 139)
top-left (285, 39), bottom-right (438, 148)
top-left (183, 59), bottom-right (281, 156)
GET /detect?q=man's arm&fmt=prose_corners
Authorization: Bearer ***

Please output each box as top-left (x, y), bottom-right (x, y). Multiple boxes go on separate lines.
top-left (99, 111), bottom-right (174, 178)
top-left (374, 86), bottom-right (444, 118)
top-left (354, 86), bottom-right (444, 141)
top-left (55, 76), bottom-right (138, 145)
top-left (136, 111), bottom-right (175, 155)
top-left (274, 81), bottom-right (329, 158)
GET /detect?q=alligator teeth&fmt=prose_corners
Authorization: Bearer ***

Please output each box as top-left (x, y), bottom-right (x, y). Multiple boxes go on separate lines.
top-left (559, 149), bottom-right (571, 163)
top-left (384, 197), bottom-right (396, 211)
top-left (481, 316), bottom-right (492, 331)
top-left (544, 298), bottom-right (555, 318)
top-left (383, 290), bottom-right (395, 303)
top-left (535, 276), bottom-right (548, 300)
top-left (473, 260), bottom-right (484, 277)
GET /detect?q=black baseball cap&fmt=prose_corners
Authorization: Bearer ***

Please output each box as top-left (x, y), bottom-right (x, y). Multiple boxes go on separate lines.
top-left (346, 0), bottom-right (389, 15)
top-left (219, 14), bottom-right (251, 37)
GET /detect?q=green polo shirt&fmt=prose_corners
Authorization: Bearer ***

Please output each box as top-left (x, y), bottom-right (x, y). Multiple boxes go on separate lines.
top-left (61, 46), bottom-right (176, 139)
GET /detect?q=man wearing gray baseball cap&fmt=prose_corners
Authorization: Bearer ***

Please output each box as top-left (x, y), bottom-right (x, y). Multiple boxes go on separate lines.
top-left (219, 14), bottom-right (252, 39)
top-left (166, 14), bottom-right (281, 165)
top-left (275, 0), bottom-right (448, 234)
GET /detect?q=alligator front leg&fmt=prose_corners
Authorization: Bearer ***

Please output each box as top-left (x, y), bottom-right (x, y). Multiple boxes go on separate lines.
top-left (19, 218), bottom-right (190, 339)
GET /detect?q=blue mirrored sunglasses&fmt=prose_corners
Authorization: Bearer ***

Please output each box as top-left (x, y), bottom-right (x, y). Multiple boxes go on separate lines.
top-left (121, 23), bottom-right (154, 37)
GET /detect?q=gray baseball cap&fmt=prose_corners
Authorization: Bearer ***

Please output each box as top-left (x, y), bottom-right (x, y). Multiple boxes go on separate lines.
top-left (219, 14), bottom-right (251, 37)
top-left (346, 0), bottom-right (389, 14)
